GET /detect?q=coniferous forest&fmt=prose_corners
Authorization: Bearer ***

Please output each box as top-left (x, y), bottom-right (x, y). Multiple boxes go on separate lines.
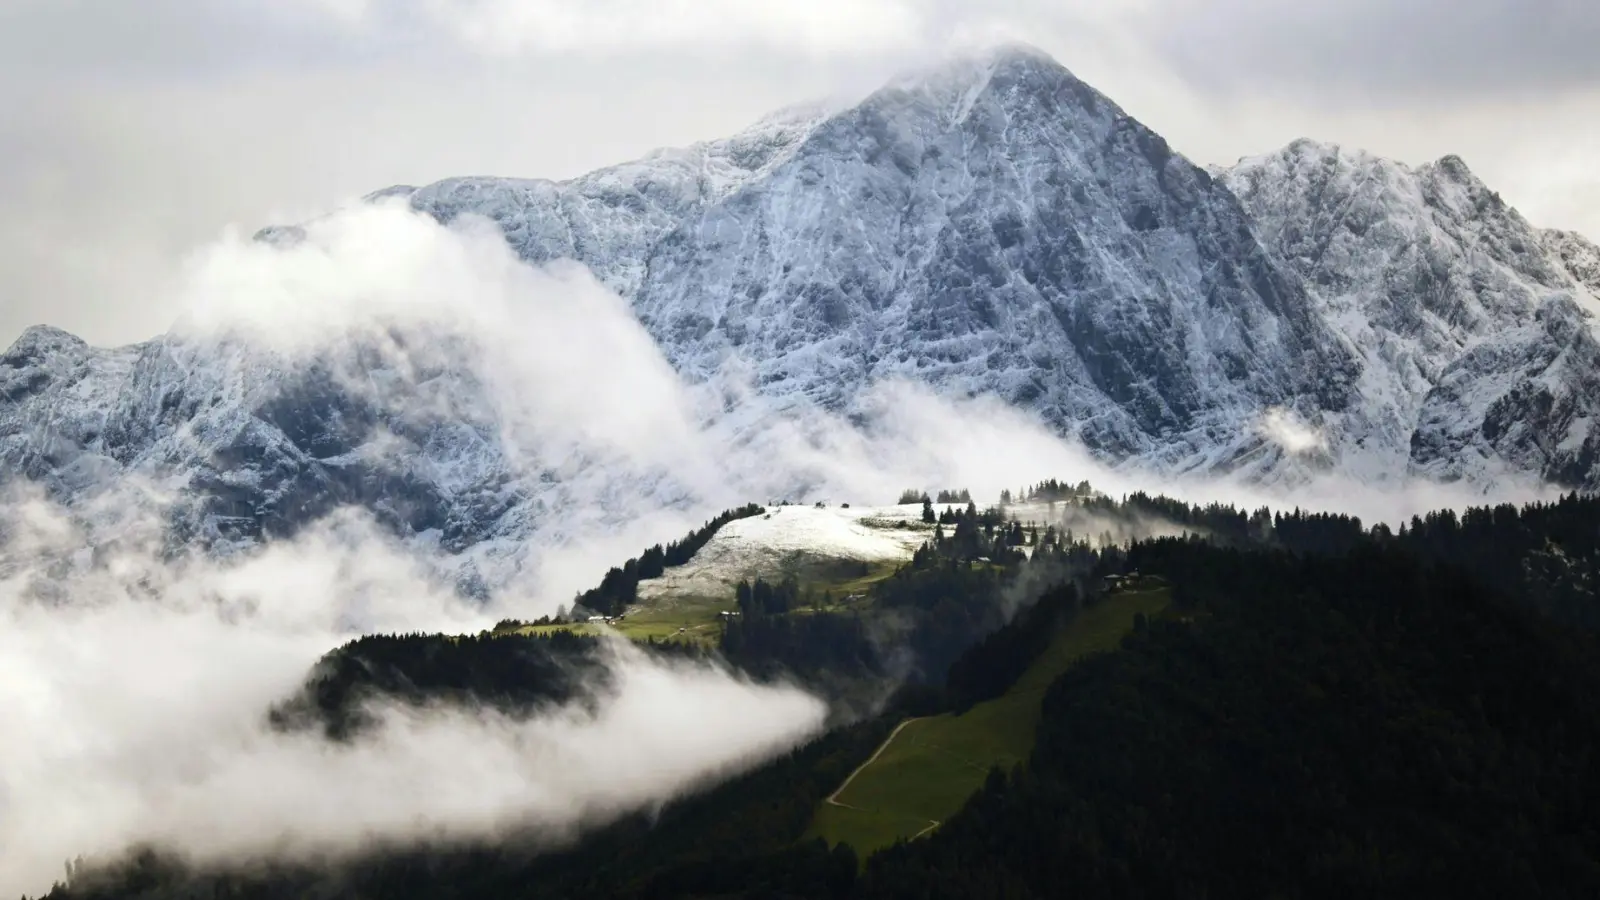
top-left (36, 489), bottom-right (1600, 900)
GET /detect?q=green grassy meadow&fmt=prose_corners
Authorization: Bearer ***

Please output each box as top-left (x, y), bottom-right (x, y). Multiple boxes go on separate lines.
top-left (507, 595), bottom-right (730, 647)
top-left (809, 586), bottom-right (1172, 855)
top-left (504, 559), bottom-right (903, 647)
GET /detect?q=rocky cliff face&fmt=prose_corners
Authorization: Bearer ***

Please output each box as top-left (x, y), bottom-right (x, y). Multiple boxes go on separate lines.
top-left (2, 44), bottom-right (1596, 576)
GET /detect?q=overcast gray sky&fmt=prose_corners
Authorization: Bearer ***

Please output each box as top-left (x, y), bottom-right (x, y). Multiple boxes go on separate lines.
top-left (1, 0), bottom-right (1596, 347)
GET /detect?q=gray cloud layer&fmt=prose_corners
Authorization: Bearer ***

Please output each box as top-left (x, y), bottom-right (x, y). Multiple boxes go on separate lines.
top-left (0, 0), bottom-right (1594, 346)
top-left (1153, 0), bottom-right (1600, 101)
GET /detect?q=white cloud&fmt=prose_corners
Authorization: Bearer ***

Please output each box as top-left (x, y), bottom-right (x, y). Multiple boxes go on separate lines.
top-left (0, 488), bottom-right (824, 897)
top-left (177, 202), bottom-right (700, 464)
top-left (1259, 407), bottom-right (1328, 456)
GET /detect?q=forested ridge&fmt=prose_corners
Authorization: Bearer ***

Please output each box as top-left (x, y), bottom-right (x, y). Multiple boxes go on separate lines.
top-left (35, 490), bottom-right (1600, 899)
top-left (860, 539), bottom-right (1600, 898)
top-left (266, 628), bottom-right (710, 741)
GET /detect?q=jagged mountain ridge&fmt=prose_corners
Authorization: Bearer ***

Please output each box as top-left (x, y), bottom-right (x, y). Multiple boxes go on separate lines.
top-left (3, 44), bottom-right (1598, 575)
top-left (1221, 140), bottom-right (1600, 486)
top-left (385, 46), bottom-right (1600, 487)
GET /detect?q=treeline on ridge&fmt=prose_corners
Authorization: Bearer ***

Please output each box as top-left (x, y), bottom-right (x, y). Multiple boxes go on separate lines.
top-left (268, 628), bottom-right (707, 741)
top-left (896, 488), bottom-right (974, 505)
top-left (1041, 489), bottom-right (1600, 629)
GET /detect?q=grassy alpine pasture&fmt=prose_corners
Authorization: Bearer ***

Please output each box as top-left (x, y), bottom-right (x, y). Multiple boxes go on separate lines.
top-left (504, 559), bottom-right (904, 647)
top-left (506, 598), bottom-right (731, 647)
top-left (809, 585), bottom-right (1173, 856)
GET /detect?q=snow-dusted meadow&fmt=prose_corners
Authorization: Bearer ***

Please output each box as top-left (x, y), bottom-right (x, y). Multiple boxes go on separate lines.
top-left (637, 503), bottom-right (934, 602)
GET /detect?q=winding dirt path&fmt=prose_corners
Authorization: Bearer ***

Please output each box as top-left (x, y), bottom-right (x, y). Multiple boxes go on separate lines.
top-left (824, 717), bottom-right (941, 838)
top-left (825, 717), bottom-right (920, 808)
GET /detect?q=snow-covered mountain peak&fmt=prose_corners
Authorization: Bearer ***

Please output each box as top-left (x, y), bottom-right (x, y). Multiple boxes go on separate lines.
top-left (386, 42), bottom-right (1360, 481)
top-left (3, 324), bottom-right (90, 363)
top-left (381, 45), bottom-right (1600, 492)
top-left (867, 40), bottom-right (1109, 131)
top-left (1228, 139), bottom-right (1573, 297)
top-left (1224, 139), bottom-right (1600, 487)
top-left (1430, 151), bottom-right (1473, 176)
top-left (1232, 141), bottom-right (1496, 206)
top-left (363, 184), bottom-right (422, 203)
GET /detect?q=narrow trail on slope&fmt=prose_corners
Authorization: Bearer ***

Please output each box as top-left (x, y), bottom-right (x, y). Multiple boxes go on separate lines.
top-left (825, 717), bottom-right (921, 809)
top-left (824, 717), bottom-right (941, 838)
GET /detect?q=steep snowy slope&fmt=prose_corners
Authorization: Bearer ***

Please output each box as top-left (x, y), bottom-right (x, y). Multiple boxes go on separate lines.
top-left (1544, 228), bottom-right (1600, 311)
top-left (395, 45), bottom-right (1360, 477)
top-left (1223, 140), bottom-right (1600, 487)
